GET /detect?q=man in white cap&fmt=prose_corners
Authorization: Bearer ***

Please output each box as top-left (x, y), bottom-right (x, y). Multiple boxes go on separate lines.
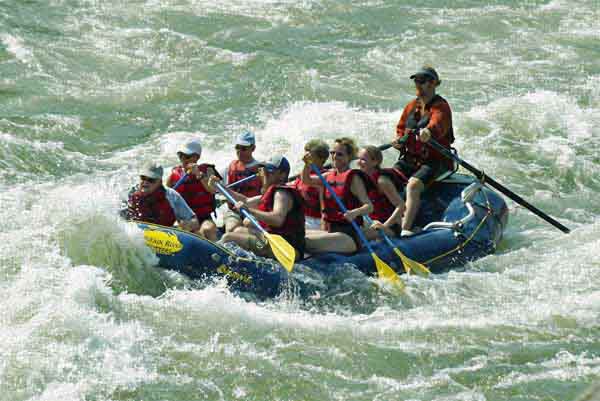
top-left (214, 154), bottom-right (305, 260)
top-left (166, 139), bottom-right (220, 241)
top-left (391, 65), bottom-right (454, 236)
top-left (126, 162), bottom-right (200, 231)
top-left (221, 131), bottom-right (262, 233)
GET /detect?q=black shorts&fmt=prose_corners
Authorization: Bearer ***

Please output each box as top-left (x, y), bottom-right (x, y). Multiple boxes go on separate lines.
top-left (394, 158), bottom-right (448, 187)
top-left (327, 221), bottom-right (362, 250)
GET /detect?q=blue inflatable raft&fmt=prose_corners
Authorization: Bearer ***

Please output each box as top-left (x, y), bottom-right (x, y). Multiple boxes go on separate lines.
top-left (137, 174), bottom-right (508, 298)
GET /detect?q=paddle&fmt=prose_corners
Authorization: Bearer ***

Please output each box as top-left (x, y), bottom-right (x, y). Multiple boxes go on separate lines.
top-left (425, 137), bottom-right (571, 234)
top-left (213, 181), bottom-right (297, 272)
top-left (363, 215), bottom-right (430, 276)
top-left (309, 164), bottom-right (405, 288)
top-left (173, 171), bottom-right (257, 190)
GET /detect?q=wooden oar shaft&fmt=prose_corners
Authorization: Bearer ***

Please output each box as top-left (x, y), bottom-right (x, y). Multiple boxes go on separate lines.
top-left (427, 138), bottom-right (571, 234)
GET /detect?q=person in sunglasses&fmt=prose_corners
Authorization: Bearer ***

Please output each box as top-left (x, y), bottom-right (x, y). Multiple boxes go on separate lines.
top-left (166, 139), bottom-right (221, 241)
top-left (126, 162), bottom-right (200, 231)
top-left (301, 137), bottom-right (374, 254)
top-left (220, 131), bottom-right (262, 233)
top-left (391, 65), bottom-right (454, 236)
top-left (216, 155), bottom-right (305, 260)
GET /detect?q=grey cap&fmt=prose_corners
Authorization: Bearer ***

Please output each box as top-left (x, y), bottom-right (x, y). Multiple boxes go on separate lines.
top-left (140, 162), bottom-right (163, 180)
top-left (410, 66), bottom-right (440, 81)
top-left (177, 139), bottom-right (202, 157)
top-left (235, 131), bottom-right (256, 146)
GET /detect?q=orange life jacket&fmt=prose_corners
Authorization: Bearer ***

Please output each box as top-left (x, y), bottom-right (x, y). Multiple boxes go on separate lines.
top-left (399, 94), bottom-right (454, 169)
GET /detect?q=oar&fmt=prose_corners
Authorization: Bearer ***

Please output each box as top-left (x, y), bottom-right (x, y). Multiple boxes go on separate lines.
top-left (227, 174), bottom-right (257, 189)
top-left (174, 172), bottom-right (257, 190)
top-left (363, 215), bottom-right (430, 276)
top-left (426, 138), bottom-right (571, 234)
top-left (213, 181), bottom-right (296, 272)
top-left (172, 173), bottom-right (189, 190)
top-left (309, 164), bottom-right (405, 289)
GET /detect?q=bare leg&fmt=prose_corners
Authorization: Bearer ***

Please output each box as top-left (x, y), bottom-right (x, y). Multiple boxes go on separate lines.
top-left (199, 219), bottom-right (218, 242)
top-left (305, 231), bottom-right (357, 254)
top-left (221, 228), bottom-right (272, 258)
top-left (224, 211), bottom-right (243, 233)
top-left (402, 177), bottom-right (425, 231)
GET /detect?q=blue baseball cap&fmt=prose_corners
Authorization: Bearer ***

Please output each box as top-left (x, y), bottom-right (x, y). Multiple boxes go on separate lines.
top-left (235, 131), bottom-right (256, 146)
top-left (260, 154), bottom-right (290, 175)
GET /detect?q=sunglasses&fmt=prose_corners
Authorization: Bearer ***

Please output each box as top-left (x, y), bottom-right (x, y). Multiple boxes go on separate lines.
top-left (235, 145), bottom-right (252, 151)
top-left (140, 176), bottom-right (158, 183)
top-left (178, 153), bottom-right (196, 160)
top-left (413, 78), bottom-right (431, 85)
top-left (330, 150), bottom-right (347, 157)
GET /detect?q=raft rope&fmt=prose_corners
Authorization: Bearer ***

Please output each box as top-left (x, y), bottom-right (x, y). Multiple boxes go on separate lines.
top-left (423, 186), bottom-right (494, 265)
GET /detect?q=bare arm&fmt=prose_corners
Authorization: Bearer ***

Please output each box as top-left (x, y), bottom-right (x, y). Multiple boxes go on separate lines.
top-left (248, 190), bottom-right (292, 228)
top-left (301, 153), bottom-right (325, 187)
top-left (378, 176), bottom-right (404, 227)
top-left (344, 174), bottom-right (373, 221)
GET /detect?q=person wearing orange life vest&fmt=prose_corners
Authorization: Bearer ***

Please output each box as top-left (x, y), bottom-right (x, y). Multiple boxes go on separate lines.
top-left (301, 137), bottom-right (374, 254)
top-left (289, 139), bottom-right (329, 231)
top-left (392, 65), bottom-right (454, 236)
top-left (357, 145), bottom-right (407, 239)
top-left (126, 162), bottom-right (199, 231)
top-left (165, 139), bottom-right (220, 241)
top-left (215, 155), bottom-right (305, 260)
top-left (220, 131), bottom-right (262, 233)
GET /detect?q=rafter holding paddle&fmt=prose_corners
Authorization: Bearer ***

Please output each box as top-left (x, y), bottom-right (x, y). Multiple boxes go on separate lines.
top-left (424, 138), bottom-right (571, 234)
top-left (309, 163), bottom-right (405, 289)
top-left (212, 181), bottom-right (297, 272)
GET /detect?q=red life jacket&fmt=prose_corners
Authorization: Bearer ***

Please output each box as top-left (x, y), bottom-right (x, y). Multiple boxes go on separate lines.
top-left (127, 186), bottom-right (176, 226)
top-left (290, 173), bottom-right (322, 219)
top-left (227, 160), bottom-right (261, 198)
top-left (257, 185), bottom-right (305, 254)
top-left (401, 94), bottom-right (454, 170)
top-left (169, 164), bottom-right (216, 220)
top-left (322, 169), bottom-right (371, 225)
top-left (367, 168), bottom-right (407, 222)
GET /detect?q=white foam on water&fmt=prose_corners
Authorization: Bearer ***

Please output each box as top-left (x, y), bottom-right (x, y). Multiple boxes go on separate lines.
top-left (0, 33), bottom-right (33, 64)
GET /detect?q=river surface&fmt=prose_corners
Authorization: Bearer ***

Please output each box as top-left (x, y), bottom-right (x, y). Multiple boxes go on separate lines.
top-left (1, 1), bottom-right (599, 400)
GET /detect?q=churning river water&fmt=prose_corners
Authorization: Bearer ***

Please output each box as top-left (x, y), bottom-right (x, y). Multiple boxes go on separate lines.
top-left (1, 1), bottom-right (599, 400)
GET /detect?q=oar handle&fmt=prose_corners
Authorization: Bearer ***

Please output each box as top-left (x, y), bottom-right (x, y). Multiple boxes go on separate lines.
top-left (363, 215), bottom-right (397, 249)
top-left (214, 182), bottom-right (267, 235)
top-left (172, 173), bottom-right (188, 190)
top-left (227, 174), bottom-right (257, 189)
top-left (426, 138), bottom-right (571, 234)
top-left (309, 164), bottom-right (375, 253)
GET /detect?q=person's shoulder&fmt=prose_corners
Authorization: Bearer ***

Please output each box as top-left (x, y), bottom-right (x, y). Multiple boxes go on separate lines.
top-left (404, 98), bottom-right (419, 109)
top-left (432, 95), bottom-right (452, 109)
top-left (164, 186), bottom-right (183, 199)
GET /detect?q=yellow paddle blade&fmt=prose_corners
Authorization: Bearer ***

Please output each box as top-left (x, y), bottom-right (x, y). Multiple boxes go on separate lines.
top-left (393, 248), bottom-right (430, 277)
top-left (371, 252), bottom-right (405, 291)
top-left (264, 233), bottom-right (296, 272)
